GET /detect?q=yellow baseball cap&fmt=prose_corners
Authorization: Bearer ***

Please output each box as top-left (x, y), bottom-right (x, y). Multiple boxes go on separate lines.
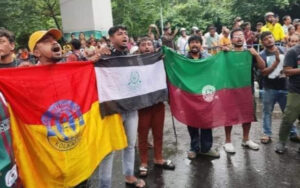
top-left (28, 28), bottom-right (62, 52)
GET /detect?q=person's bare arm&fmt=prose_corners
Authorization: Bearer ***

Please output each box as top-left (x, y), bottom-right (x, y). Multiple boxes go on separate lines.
top-left (260, 48), bottom-right (280, 76)
top-left (284, 66), bottom-right (300, 76)
top-left (249, 47), bottom-right (265, 70)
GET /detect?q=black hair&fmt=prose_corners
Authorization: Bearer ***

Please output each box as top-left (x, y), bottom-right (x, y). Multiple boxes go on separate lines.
top-left (137, 36), bottom-right (154, 47)
top-left (230, 28), bottom-right (243, 39)
top-left (70, 39), bottom-right (81, 50)
top-left (260, 31), bottom-right (273, 41)
top-left (0, 28), bottom-right (15, 43)
top-left (256, 22), bottom-right (263, 26)
top-left (108, 25), bottom-right (127, 36)
top-left (282, 15), bottom-right (291, 22)
top-left (295, 22), bottom-right (300, 30)
top-left (188, 35), bottom-right (202, 45)
top-left (241, 22), bottom-right (251, 30)
top-left (208, 25), bottom-right (216, 31)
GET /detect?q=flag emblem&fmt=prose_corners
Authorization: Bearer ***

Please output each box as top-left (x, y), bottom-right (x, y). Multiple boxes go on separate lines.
top-left (42, 100), bottom-right (85, 151)
top-left (128, 71), bottom-right (142, 91)
top-left (202, 85), bottom-right (216, 102)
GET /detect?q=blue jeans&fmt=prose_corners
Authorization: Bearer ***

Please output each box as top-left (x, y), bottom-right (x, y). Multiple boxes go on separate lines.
top-left (121, 111), bottom-right (138, 176)
top-left (187, 126), bottom-right (212, 153)
top-left (98, 111), bottom-right (138, 188)
top-left (98, 152), bottom-right (114, 188)
top-left (262, 89), bottom-right (287, 136)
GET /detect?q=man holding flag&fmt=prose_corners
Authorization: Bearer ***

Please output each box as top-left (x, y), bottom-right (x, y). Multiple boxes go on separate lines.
top-left (222, 28), bottom-right (265, 153)
top-left (185, 35), bottom-right (220, 159)
top-left (97, 25), bottom-right (146, 188)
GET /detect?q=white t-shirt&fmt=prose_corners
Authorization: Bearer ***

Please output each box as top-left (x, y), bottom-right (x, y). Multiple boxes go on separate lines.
top-left (177, 36), bottom-right (189, 55)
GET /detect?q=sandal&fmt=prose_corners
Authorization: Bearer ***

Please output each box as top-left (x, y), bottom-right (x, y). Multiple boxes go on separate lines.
top-left (260, 135), bottom-right (271, 144)
top-left (125, 178), bottom-right (146, 188)
top-left (154, 159), bottom-right (175, 170)
top-left (138, 166), bottom-right (148, 177)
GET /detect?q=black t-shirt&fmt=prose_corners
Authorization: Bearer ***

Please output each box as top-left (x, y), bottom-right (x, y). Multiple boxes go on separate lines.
top-left (0, 59), bottom-right (18, 68)
top-left (110, 48), bottom-right (128, 57)
top-left (284, 45), bottom-right (300, 94)
top-left (259, 46), bottom-right (287, 90)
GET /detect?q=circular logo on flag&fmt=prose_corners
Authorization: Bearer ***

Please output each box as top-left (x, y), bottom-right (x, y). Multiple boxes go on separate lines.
top-left (41, 100), bottom-right (85, 151)
top-left (202, 85), bottom-right (216, 102)
top-left (128, 71), bottom-right (142, 92)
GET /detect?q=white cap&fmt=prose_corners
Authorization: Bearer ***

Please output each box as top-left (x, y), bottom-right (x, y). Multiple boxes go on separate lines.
top-left (192, 26), bottom-right (199, 31)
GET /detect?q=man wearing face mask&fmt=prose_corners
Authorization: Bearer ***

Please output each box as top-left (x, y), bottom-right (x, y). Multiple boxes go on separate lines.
top-left (28, 29), bottom-right (64, 65)
top-left (185, 35), bottom-right (220, 159)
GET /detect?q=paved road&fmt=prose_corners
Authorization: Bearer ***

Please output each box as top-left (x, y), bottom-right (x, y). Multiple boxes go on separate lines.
top-left (88, 102), bottom-right (300, 188)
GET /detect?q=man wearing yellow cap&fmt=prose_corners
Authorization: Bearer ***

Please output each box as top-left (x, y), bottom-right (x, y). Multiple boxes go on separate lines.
top-left (28, 28), bottom-right (63, 65)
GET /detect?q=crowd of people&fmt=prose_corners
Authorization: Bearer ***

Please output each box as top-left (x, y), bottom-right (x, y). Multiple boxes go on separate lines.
top-left (0, 11), bottom-right (300, 188)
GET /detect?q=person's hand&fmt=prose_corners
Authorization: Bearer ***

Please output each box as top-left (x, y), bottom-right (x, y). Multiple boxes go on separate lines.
top-left (88, 54), bottom-right (101, 63)
top-left (274, 47), bottom-right (280, 60)
top-left (96, 46), bottom-right (111, 56)
top-left (222, 46), bottom-right (230, 52)
top-left (248, 47), bottom-right (259, 57)
top-left (18, 61), bottom-right (34, 67)
top-left (268, 46), bottom-right (280, 61)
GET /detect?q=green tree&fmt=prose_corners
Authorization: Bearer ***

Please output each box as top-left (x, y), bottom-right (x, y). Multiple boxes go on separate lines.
top-left (0, 0), bottom-right (61, 48)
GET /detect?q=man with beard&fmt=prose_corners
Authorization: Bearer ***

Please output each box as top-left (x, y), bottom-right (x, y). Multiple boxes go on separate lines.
top-left (28, 29), bottom-right (63, 65)
top-left (137, 37), bottom-right (175, 178)
top-left (259, 31), bottom-right (289, 144)
top-left (261, 12), bottom-right (285, 43)
top-left (97, 26), bottom-right (146, 188)
top-left (275, 43), bottom-right (300, 154)
top-left (222, 28), bottom-right (265, 154)
top-left (185, 35), bottom-right (220, 159)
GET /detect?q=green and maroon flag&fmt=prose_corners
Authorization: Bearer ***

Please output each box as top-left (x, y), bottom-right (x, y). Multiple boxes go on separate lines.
top-left (163, 47), bottom-right (254, 128)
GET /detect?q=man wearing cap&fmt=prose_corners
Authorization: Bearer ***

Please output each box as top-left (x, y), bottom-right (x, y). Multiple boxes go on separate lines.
top-left (177, 28), bottom-right (189, 54)
top-left (28, 29), bottom-right (101, 65)
top-left (261, 12), bottom-right (285, 42)
top-left (28, 28), bottom-right (63, 65)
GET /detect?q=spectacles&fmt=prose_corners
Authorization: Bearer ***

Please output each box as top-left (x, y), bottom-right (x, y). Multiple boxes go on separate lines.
top-left (232, 35), bottom-right (244, 39)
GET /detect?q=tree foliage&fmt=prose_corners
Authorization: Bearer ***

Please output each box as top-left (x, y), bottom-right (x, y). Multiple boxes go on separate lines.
top-left (112, 0), bottom-right (299, 37)
top-left (0, 0), bottom-right (299, 46)
top-left (0, 0), bottom-right (61, 48)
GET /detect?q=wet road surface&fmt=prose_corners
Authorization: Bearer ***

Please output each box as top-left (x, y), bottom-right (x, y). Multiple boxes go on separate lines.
top-left (88, 102), bottom-right (300, 188)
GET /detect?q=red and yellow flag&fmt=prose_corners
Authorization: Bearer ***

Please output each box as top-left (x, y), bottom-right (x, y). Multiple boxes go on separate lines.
top-left (0, 62), bottom-right (127, 187)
